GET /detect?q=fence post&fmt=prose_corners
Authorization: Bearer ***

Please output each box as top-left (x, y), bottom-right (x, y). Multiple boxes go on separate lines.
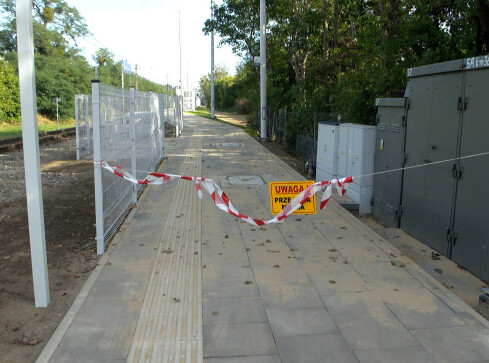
top-left (75, 94), bottom-right (80, 160)
top-left (313, 112), bottom-right (317, 167)
top-left (16, 0), bottom-right (50, 307)
top-left (284, 109), bottom-right (287, 147)
top-left (92, 80), bottom-right (104, 255)
top-left (130, 86), bottom-right (137, 204)
top-left (86, 95), bottom-right (91, 154)
top-left (149, 91), bottom-right (156, 168)
top-left (180, 96), bottom-right (184, 135)
top-left (159, 95), bottom-right (165, 158)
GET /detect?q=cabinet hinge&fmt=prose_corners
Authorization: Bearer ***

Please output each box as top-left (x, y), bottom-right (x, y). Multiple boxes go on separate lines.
top-left (452, 231), bottom-right (459, 245)
top-left (446, 227), bottom-right (459, 245)
top-left (395, 206), bottom-right (404, 221)
top-left (457, 97), bottom-right (468, 111)
top-left (452, 164), bottom-right (464, 179)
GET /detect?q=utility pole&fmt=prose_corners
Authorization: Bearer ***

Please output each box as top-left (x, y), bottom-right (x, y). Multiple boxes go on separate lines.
top-left (179, 10), bottom-right (182, 95)
top-left (260, 0), bottom-right (267, 139)
top-left (210, 0), bottom-right (215, 118)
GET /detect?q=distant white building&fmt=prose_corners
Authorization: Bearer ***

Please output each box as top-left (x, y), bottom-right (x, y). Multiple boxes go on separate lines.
top-left (183, 89), bottom-right (195, 111)
top-left (195, 92), bottom-right (201, 108)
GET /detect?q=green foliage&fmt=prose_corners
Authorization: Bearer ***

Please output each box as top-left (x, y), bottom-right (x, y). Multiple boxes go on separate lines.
top-left (0, 1), bottom-right (167, 123)
top-left (35, 52), bottom-right (92, 120)
top-left (207, 0), bottom-right (488, 133)
top-left (0, 59), bottom-right (20, 122)
top-left (199, 65), bottom-right (232, 108)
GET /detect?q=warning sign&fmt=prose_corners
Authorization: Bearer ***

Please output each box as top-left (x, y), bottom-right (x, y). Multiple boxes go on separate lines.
top-left (269, 181), bottom-right (316, 215)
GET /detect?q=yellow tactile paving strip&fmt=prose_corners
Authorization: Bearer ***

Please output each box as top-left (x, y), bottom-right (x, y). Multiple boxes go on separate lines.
top-left (128, 133), bottom-right (203, 363)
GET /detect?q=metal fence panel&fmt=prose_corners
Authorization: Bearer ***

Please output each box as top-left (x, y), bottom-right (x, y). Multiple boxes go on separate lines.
top-left (91, 83), bottom-right (183, 253)
top-left (75, 94), bottom-right (92, 160)
top-left (98, 84), bottom-right (133, 245)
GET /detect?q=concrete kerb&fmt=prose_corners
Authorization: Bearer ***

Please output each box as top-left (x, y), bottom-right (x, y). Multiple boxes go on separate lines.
top-left (36, 159), bottom-right (168, 363)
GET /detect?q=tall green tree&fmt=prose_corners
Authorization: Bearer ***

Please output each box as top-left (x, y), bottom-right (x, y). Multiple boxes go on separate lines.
top-left (198, 64), bottom-right (231, 107)
top-left (0, 0), bottom-right (93, 120)
top-left (207, 0), bottom-right (486, 127)
top-left (0, 58), bottom-right (20, 122)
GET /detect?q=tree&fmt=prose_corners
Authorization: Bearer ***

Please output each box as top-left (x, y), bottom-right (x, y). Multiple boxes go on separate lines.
top-left (475, 0), bottom-right (489, 53)
top-left (0, 0), bottom-right (93, 120)
top-left (0, 0), bottom-right (90, 48)
top-left (0, 58), bottom-right (20, 122)
top-left (198, 64), bottom-right (230, 107)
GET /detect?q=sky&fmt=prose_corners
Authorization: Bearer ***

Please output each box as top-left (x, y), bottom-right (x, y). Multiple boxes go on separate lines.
top-left (67, 0), bottom-right (241, 89)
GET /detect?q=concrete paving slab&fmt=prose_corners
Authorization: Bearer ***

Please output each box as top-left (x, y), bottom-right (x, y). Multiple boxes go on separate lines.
top-left (83, 263), bottom-right (151, 303)
top-left (366, 278), bottom-right (468, 329)
top-left (202, 255), bottom-right (259, 299)
top-left (265, 306), bottom-right (339, 337)
top-left (353, 346), bottom-right (436, 363)
top-left (275, 334), bottom-right (359, 363)
top-left (258, 282), bottom-right (324, 309)
top-left (107, 242), bottom-right (159, 265)
top-left (50, 300), bottom-right (141, 361)
top-left (298, 256), bottom-right (369, 293)
top-left (411, 326), bottom-right (489, 362)
top-left (321, 292), bottom-right (420, 350)
top-left (205, 356), bottom-right (281, 363)
top-left (202, 234), bottom-right (246, 249)
top-left (203, 297), bottom-right (268, 325)
top-left (203, 323), bottom-right (277, 358)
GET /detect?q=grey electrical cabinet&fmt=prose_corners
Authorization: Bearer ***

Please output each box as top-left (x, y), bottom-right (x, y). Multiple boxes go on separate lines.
top-left (337, 123), bottom-right (376, 215)
top-left (400, 56), bottom-right (489, 282)
top-left (316, 122), bottom-right (340, 182)
top-left (372, 98), bottom-right (407, 228)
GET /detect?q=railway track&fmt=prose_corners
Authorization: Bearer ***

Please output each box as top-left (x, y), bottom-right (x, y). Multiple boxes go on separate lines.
top-left (0, 127), bottom-right (76, 153)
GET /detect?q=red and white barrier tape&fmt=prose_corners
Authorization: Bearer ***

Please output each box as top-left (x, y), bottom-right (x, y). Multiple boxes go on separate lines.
top-left (98, 161), bottom-right (353, 226)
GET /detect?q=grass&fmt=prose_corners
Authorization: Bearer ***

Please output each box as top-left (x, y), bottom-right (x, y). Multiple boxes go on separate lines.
top-left (0, 115), bottom-right (75, 140)
top-left (187, 108), bottom-right (257, 137)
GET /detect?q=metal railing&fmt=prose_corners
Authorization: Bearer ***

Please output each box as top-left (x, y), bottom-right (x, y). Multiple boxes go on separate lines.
top-left (91, 82), bottom-right (183, 253)
top-left (253, 108), bottom-right (341, 167)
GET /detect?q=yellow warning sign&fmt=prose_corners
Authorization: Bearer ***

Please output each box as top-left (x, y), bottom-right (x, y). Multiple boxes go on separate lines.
top-left (269, 181), bottom-right (317, 215)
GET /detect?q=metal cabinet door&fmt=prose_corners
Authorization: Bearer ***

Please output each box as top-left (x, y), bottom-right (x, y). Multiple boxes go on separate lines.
top-left (451, 69), bottom-right (489, 282)
top-left (373, 101), bottom-right (406, 227)
top-left (316, 123), bottom-right (339, 181)
top-left (337, 124), bottom-right (350, 179)
top-left (401, 73), bottom-right (463, 255)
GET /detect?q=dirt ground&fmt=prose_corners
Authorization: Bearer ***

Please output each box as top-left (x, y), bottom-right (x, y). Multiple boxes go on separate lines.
top-left (0, 137), bottom-right (98, 362)
top-left (1, 117), bottom-right (487, 362)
